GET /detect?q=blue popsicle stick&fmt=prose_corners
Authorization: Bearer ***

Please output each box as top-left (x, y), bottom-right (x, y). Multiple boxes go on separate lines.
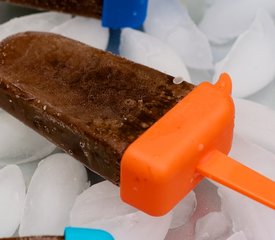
top-left (102, 0), bottom-right (148, 29)
top-left (65, 227), bottom-right (114, 240)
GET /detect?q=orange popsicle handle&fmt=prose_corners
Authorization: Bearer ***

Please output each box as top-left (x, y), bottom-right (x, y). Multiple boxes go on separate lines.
top-left (197, 150), bottom-right (275, 209)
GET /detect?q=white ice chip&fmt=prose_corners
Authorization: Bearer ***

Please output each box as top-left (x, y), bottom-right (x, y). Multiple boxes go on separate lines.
top-left (19, 153), bottom-right (88, 236)
top-left (170, 191), bottom-right (197, 229)
top-left (195, 212), bottom-right (232, 240)
top-left (70, 181), bottom-right (172, 240)
top-left (214, 10), bottom-right (275, 97)
top-left (51, 17), bottom-right (109, 50)
top-left (0, 12), bottom-right (71, 41)
top-left (199, 0), bottom-right (275, 44)
top-left (234, 98), bottom-right (275, 154)
top-left (120, 28), bottom-right (191, 82)
top-left (0, 165), bottom-right (25, 237)
top-left (144, 0), bottom-right (213, 70)
top-left (0, 111), bottom-right (56, 166)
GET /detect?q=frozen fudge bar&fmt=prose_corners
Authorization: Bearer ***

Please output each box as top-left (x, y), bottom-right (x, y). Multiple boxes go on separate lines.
top-left (0, 0), bottom-right (103, 18)
top-left (2, 238), bottom-right (63, 240)
top-left (0, 32), bottom-right (194, 184)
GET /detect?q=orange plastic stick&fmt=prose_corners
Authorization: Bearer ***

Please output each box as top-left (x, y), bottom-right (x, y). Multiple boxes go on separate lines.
top-left (197, 150), bottom-right (275, 209)
top-left (121, 73), bottom-right (275, 216)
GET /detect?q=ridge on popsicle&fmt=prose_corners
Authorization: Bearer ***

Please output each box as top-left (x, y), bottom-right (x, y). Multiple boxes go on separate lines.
top-left (0, 32), bottom-right (274, 216)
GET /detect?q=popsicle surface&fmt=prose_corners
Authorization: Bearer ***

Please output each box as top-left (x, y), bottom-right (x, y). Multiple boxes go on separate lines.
top-left (0, 0), bottom-right (103, 18)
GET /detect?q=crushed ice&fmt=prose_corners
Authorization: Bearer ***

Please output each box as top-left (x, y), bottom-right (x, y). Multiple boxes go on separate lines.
top-left (19, 153), bottom-right (88, 236)
top-left (120, 28), bottom-right (191, 82)
top-left (214, 10), bottom-right (275, 97)
top-left (70, 181), bottom-right (172, 240)
top-left (0, 112), bottom-right (55, 166)
top-left (0, 165), bottom-right (25, 237)
top-left (144, 0), bottom-right (213, 70)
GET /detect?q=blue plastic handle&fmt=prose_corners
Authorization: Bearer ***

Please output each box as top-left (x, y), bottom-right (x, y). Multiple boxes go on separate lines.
top-left (102, 0), bottom-right (148, 28)
top-left (65, 227), bottom-right (114, 240)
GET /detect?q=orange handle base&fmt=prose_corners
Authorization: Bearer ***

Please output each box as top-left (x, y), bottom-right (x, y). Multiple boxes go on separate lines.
top-left (197, 150), bottom-right (275, 209)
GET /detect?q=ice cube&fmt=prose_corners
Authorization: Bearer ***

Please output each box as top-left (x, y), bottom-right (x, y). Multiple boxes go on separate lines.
top-left (217, 135), bottom-right (275, 240)
top-left (51, 17), bottom-right (109, 50)
top-left (170, 191), bottom-right (197, 229)
top-left (247, 79), bottom-right (275, 111)
top-left (19, 153), bottom-right (88, 236)
top-left (195, 212), bottom-right (232, 240)
top-left (214, 10), bottom-right (275, 97)
top-left (144, 0), bottom-right (213, 70)
top-left (120, 28), bottom-right (191, 82)
top-left (234, 98), bottom-right (275, 154)
top-left (226, 231), bottom-right (247, 240)
top-left (199, 0), bottom-right (275, 44)
top-left (70, 181), bottom-right (172, 240)
top-left (218, 186), bottom-right (275, 240)
top-left (0, 111), bottom-right (56, 167)
top-left (0, 12), bottom-right (71, 41)
top-left (0, 165), bottom-right (25, 237)
top-left (18, 160), bottom-right (40, 187)
top-left (230, 134), bottom-right (275, 180)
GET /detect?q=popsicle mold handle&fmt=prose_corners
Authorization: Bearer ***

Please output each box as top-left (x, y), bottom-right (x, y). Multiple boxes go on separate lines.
top-left (65, 227), bottom-right (114, 240)
top-left (102, 0), bottom-right (148, 28)
top-left (121, 73), bottom-right (275, 216)
top-left (121, 73), bottom-right (235, 216)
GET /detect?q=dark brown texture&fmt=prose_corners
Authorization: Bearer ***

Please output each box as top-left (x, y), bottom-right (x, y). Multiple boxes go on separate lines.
top-left (2, 237), bottom-right (63, 240)
top-left (0, 32), bottom-right (194, 184)
top-left (0, 0), bottom-right (103, 18)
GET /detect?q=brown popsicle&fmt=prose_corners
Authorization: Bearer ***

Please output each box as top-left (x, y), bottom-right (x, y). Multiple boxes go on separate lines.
top-left (0, 0), bottom-right (103, 18)
top-left (0, 32), bottom-right (194, 184)
top-left (1, 238), bottom-right (63, 240)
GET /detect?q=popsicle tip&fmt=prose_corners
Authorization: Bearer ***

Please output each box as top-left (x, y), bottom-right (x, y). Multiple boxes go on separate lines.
top-left (215, 73), bottom-right (232, 95)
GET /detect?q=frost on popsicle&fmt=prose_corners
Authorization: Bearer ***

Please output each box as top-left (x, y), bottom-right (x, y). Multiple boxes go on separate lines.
top-left (0, 112), bottom-right (56, 166)
top-left (0, 12), bottom-right (71, 41)
top-left (199, 0), bottom-right (275, 44)
top-left (120, 28), bottom-right (191, 82)
top-left (19, 153), bottom-right (88, 236)
top-left (214, 10), bottom-right (275, 97)
top-left (51, 17), bottom-right (110, 50)
top-left (0, 165), bottom-right (25, 237)
top-left (70, 181), bottom-right (172, 240)
top-left (218, 135), bottom-right (275, 240)
top-left (170, 191), bottom-right (197, 229)
top-left (195, 212), bottom-right (232, 240)
top-left (234, 98), bottom-right (275, 154)
top-left (144, 0), bottom-right (213, 70)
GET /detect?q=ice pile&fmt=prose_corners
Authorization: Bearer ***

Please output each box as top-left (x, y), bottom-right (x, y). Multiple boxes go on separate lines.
top-left (170, 191), bottom-right (197, 229)
top-left (70, 181), bottom-right (173, 240)
top-left (214, 10), bottom-right (275, 97)
top-left (0, 165), bottom-right (25, 237)
top-left (144, 0), bottom-right (213, 70)
top-left (19, 153), bottom-right (88, 236)
top-left (0, 11), bottom-right (109, 50)
top-left (199, 0), bottom-right (275, 44)
top-left (0, 111), bottom-right (55, 166)
top-left (0, 12), bottom-right (71, 41)
top-left (51, 17), bottom-right (109, 50)
top-left (120, 28), bottom-right (191, 82)
top-left (195, 212), bottom-right (232, 240)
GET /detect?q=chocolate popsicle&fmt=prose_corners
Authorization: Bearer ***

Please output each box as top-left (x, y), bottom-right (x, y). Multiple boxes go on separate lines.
top-left (0, 32), bottom-right (194, 185)
top-left (2, 237), bottom-right (63, 240)
top-left (0, 0), bottom-right (103, 18)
